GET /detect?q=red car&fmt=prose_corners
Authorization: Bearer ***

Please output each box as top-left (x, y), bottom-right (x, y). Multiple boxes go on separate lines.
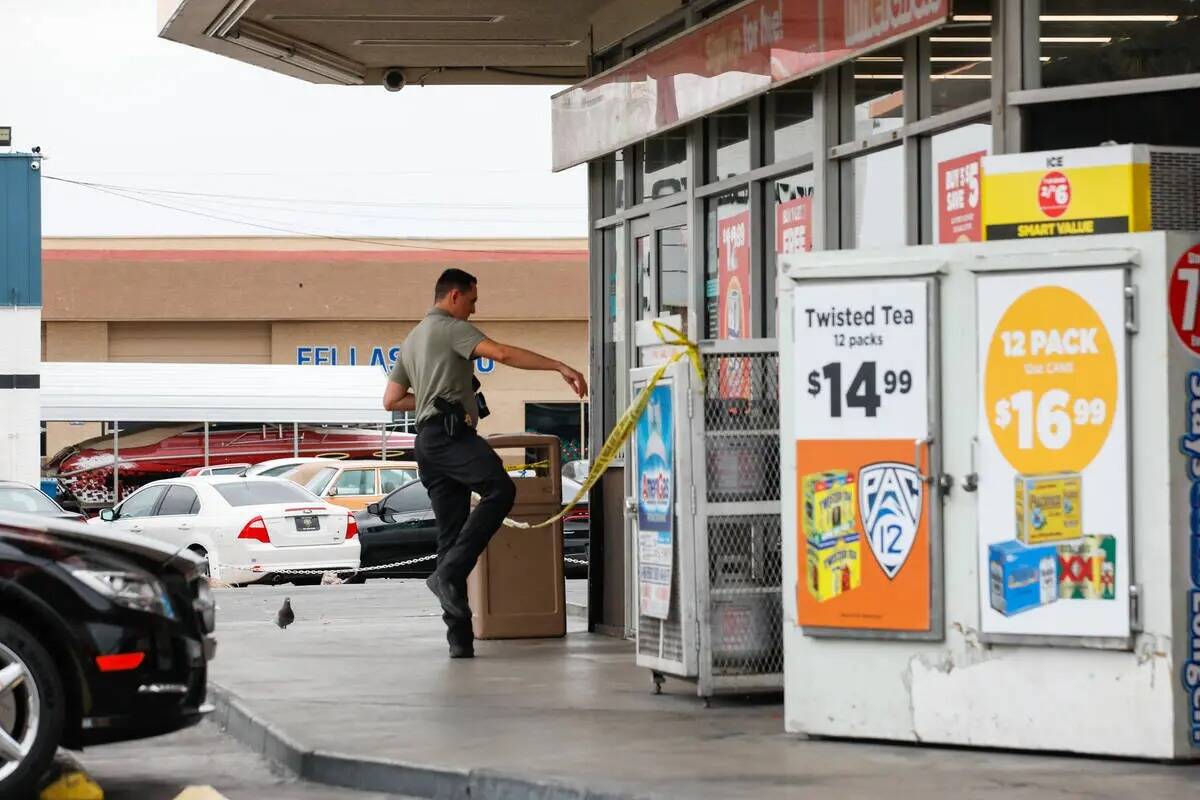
top-left (46, 423), bottom-right (414, 511)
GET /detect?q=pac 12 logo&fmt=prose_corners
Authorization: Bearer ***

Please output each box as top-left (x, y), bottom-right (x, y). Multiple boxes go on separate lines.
top-left (1179, 371), bottom-right (1200, 748)
top-left (858, 461), bottom-right (923, 580)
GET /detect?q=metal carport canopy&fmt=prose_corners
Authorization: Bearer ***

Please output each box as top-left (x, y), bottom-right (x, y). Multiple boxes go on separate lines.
top-left (40, 362), bottom-right (392, 424)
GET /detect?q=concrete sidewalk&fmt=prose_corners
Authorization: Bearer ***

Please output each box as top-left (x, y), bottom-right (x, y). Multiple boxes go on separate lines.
top-left (209, 582), bottom-right (1200, 800)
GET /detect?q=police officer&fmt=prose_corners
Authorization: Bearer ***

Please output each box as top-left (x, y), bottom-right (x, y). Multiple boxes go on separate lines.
top-left (383, 268), bottom-right (587, 658)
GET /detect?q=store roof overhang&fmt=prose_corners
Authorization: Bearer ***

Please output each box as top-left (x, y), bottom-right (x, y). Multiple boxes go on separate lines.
top-left (157, 0), bottom-right (614, 87)
top-left (42, 362), bottom-right (392, 424)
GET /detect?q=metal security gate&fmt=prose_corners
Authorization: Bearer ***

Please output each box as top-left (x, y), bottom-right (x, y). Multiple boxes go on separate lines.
top-left (634, 340), bottom-right (783, 698)
top-left (696, 340), bottom-right (783, 696)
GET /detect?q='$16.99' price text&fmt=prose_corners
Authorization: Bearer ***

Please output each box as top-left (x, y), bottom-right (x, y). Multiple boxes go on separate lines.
top-left (807, 361), bottom-right (912, 418)
top-left (994, 389), bottom-right (1106, 450)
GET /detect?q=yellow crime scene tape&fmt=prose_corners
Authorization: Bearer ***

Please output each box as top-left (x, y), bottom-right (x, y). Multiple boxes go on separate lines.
top-left (502, 320), bottom-right (703, 530)
top-left (505, 460), bottom-right (550, 473)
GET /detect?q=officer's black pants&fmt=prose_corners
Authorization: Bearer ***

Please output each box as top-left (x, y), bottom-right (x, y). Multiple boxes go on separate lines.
top-left (415, 423), bottom-right (516, 646)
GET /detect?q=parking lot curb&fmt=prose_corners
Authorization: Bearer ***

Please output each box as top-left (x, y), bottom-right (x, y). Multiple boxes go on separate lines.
top-left (207, 682), bottom-right (645, 800)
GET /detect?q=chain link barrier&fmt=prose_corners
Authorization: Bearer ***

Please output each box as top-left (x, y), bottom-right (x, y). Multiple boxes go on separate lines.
top-left (217, 553), bottom-right (590, 577)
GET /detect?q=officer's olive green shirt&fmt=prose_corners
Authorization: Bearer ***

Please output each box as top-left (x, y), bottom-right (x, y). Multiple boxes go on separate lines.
top-left (388, 308), bottom-right (486, 424)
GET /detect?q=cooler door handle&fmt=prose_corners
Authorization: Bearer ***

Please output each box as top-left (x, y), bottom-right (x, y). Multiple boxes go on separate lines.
top-left (913, 437), bottom-right (934, 485)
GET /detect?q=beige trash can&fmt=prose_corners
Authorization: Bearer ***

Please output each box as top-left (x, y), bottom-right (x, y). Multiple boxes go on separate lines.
top-left (467, 433), bottom-right (566, 639)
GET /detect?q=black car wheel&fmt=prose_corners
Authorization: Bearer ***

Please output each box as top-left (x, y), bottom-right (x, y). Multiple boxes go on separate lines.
top-left (0, 616), bottom-right (66, 798)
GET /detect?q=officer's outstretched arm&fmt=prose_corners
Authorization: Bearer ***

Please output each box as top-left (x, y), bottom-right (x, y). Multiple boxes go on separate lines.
top-left (474, 338), bottom-right (588, 399)
top-left (383, 380), bottom-right (417, 412)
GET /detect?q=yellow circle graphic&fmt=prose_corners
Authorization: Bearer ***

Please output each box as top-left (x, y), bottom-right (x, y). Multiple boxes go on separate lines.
top-left (984, 286), bottom-right (1117, 474)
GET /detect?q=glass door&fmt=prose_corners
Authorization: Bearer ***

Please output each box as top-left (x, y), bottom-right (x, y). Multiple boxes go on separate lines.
top-left (631, 205), bottom-right (690, 362)
top-left (625, 204), bottom-right (689, 635)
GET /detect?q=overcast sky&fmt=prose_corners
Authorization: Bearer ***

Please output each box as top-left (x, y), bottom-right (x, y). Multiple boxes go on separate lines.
top-left (2, 1), bottom-right (587, 239)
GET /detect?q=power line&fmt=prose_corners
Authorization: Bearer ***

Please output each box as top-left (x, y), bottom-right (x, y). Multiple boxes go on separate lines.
top-left (44, 175), bottom-right (585, 210)
top-left (47, 177), bottom-right (586, 255)
top-left (68, 180), bottom-right (582, 226)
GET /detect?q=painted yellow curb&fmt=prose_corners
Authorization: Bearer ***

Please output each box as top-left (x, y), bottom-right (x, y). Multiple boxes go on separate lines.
top-left (39, 771), bottom-right (103, 800)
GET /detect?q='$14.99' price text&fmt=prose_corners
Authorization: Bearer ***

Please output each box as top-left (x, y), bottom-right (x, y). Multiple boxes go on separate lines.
top-left (994, 389), bottom-right (1106, 451)
top-left (807, 361), bottom-right (912, 418)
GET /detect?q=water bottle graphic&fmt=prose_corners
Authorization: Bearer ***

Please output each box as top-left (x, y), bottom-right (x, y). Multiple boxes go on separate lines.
top-left (640, 397), bottom-right (671, 524)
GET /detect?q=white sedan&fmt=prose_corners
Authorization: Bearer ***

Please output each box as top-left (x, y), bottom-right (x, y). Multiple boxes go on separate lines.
top-left (89, 476), bottom-right (360, 585)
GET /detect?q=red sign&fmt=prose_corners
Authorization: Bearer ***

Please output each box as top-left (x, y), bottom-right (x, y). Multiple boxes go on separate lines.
top-left (936, 151), bottom-right (984, 243)
top-left (719, 211), bottom-right (751, 341)
top-left (1038, 171), bottom-right (1072, 218)
top-left (552, 0), bottom-right (951, 170)
top-left (718, 211), bottom-right (752, 399)
top-left (776, 196), bottom-right (813, 254)
top-left (1168, 244), bottom-right (1200, 356)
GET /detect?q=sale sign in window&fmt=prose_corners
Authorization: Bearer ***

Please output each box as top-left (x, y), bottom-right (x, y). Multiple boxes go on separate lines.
top-left (937, 150), bottom-right (984, 243)
top-left (976, 269), bottom-right (1130, 640)
top-left (792, 279), bottom-right (936, 635)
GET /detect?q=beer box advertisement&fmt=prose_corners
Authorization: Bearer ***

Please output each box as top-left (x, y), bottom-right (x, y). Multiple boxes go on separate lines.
top-left (802, 470), bottom-right (856, 543)
top-left (989, 540), bottom-right (1058, 616)
top-left (1057, 534), bottom-right (1117, 601)
top-left (1015, 472), bottom-right (1082, 545)
top-left (976, 269), bottom-right (1130, 639)
top-left (793, 278), bottom-right (934, 635)
top-left (807, 533), bottom-right (862, 603)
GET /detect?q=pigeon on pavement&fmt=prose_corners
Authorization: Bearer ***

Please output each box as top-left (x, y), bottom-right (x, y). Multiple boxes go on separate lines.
top-left (275, 597), bottom-right (295, 629)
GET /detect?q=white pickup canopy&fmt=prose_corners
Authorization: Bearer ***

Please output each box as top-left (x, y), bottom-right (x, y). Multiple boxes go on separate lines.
top-left (41, 362), bottom-right (392, 424)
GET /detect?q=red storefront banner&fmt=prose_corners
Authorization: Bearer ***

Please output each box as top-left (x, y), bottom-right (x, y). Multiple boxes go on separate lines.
top-left (776, 195), bottom-right (813, 254)
top-left (552, 0), bottom-right (950, 170)
top-left (937, 150), bottom-right (985, 243)
top-left (718, 211), bottom-right (752, 399)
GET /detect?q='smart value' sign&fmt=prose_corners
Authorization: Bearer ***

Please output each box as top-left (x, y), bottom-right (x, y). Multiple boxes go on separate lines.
top-left (981, 145), bottom-right (1151, 241)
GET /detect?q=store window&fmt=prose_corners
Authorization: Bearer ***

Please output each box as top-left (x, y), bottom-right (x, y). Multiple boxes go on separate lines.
top-left (600, 225), bottom-right (624, 434)
top-left (849, 147), bottom-right (906, 249)
top-left (767, 80), bottom-right (816, 163)
top-left (705, 188), bottom-right (751, 340)
top-left (708, 102), bottom-right (751, 182)
top-left (1027, 88), bottom-right (1200, 150)
top-left (853, 45), bottom-right (906, 140)
top-left (929, 123), bottom-right (992, 244)
top-left (658, 224), bottom-right (689, 329)
top-left (602, 150), bottom-right (625, 215)
top-left (637, 130), bottom-right (688, 203)
top-left (768, 170), bottom-right (816, 336)
top-left (927, 0), bottom-right (992, 116)
top-left (1040, 2), bottom-right (1200, 89)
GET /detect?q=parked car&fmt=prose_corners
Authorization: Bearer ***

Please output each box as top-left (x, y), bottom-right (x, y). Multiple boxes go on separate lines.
top-left (45, 423), bottom-right (415, 511)
top-left (298, 460), bottom-right (420, 512)
top-left (353, 479), bottom-right (588, 579)
top-left (0, 479), bottom-right (86, 522)
top-left (0, 510), bottom-right (215, 797)
top-left (181, 463), bottom-right (252, 477)
top-left (244, 457), bottom-right (342, 478)
top-left (88, 477), bottom-right (360, 586)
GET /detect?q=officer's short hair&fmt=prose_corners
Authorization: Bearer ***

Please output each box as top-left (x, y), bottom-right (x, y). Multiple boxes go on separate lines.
top-left (434, 268), bottom-right (477, 300)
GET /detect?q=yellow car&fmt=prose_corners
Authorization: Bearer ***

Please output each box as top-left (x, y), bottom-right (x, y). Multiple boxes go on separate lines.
top-left (286, 459), bottom-right (420, 512)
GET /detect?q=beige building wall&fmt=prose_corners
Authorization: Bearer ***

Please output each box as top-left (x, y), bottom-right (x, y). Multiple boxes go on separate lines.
top-left (41, 237), bottom-right (590, 459)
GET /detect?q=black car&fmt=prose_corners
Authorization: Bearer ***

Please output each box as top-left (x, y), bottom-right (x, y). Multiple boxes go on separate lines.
top-left (353, 480), bottom-right (589, 579)
top-left (0, 480), bottom-right (86, 523)
top-left (0, 510), bottom-right (216, 797)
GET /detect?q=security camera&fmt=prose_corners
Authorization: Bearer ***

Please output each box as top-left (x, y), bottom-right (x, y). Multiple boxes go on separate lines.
top-left (383, 68), bottom-right (406, 92)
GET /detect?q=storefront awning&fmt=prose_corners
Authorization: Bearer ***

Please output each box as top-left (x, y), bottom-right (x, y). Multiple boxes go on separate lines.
top-left (40, 362), bottom-right (392, 424)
